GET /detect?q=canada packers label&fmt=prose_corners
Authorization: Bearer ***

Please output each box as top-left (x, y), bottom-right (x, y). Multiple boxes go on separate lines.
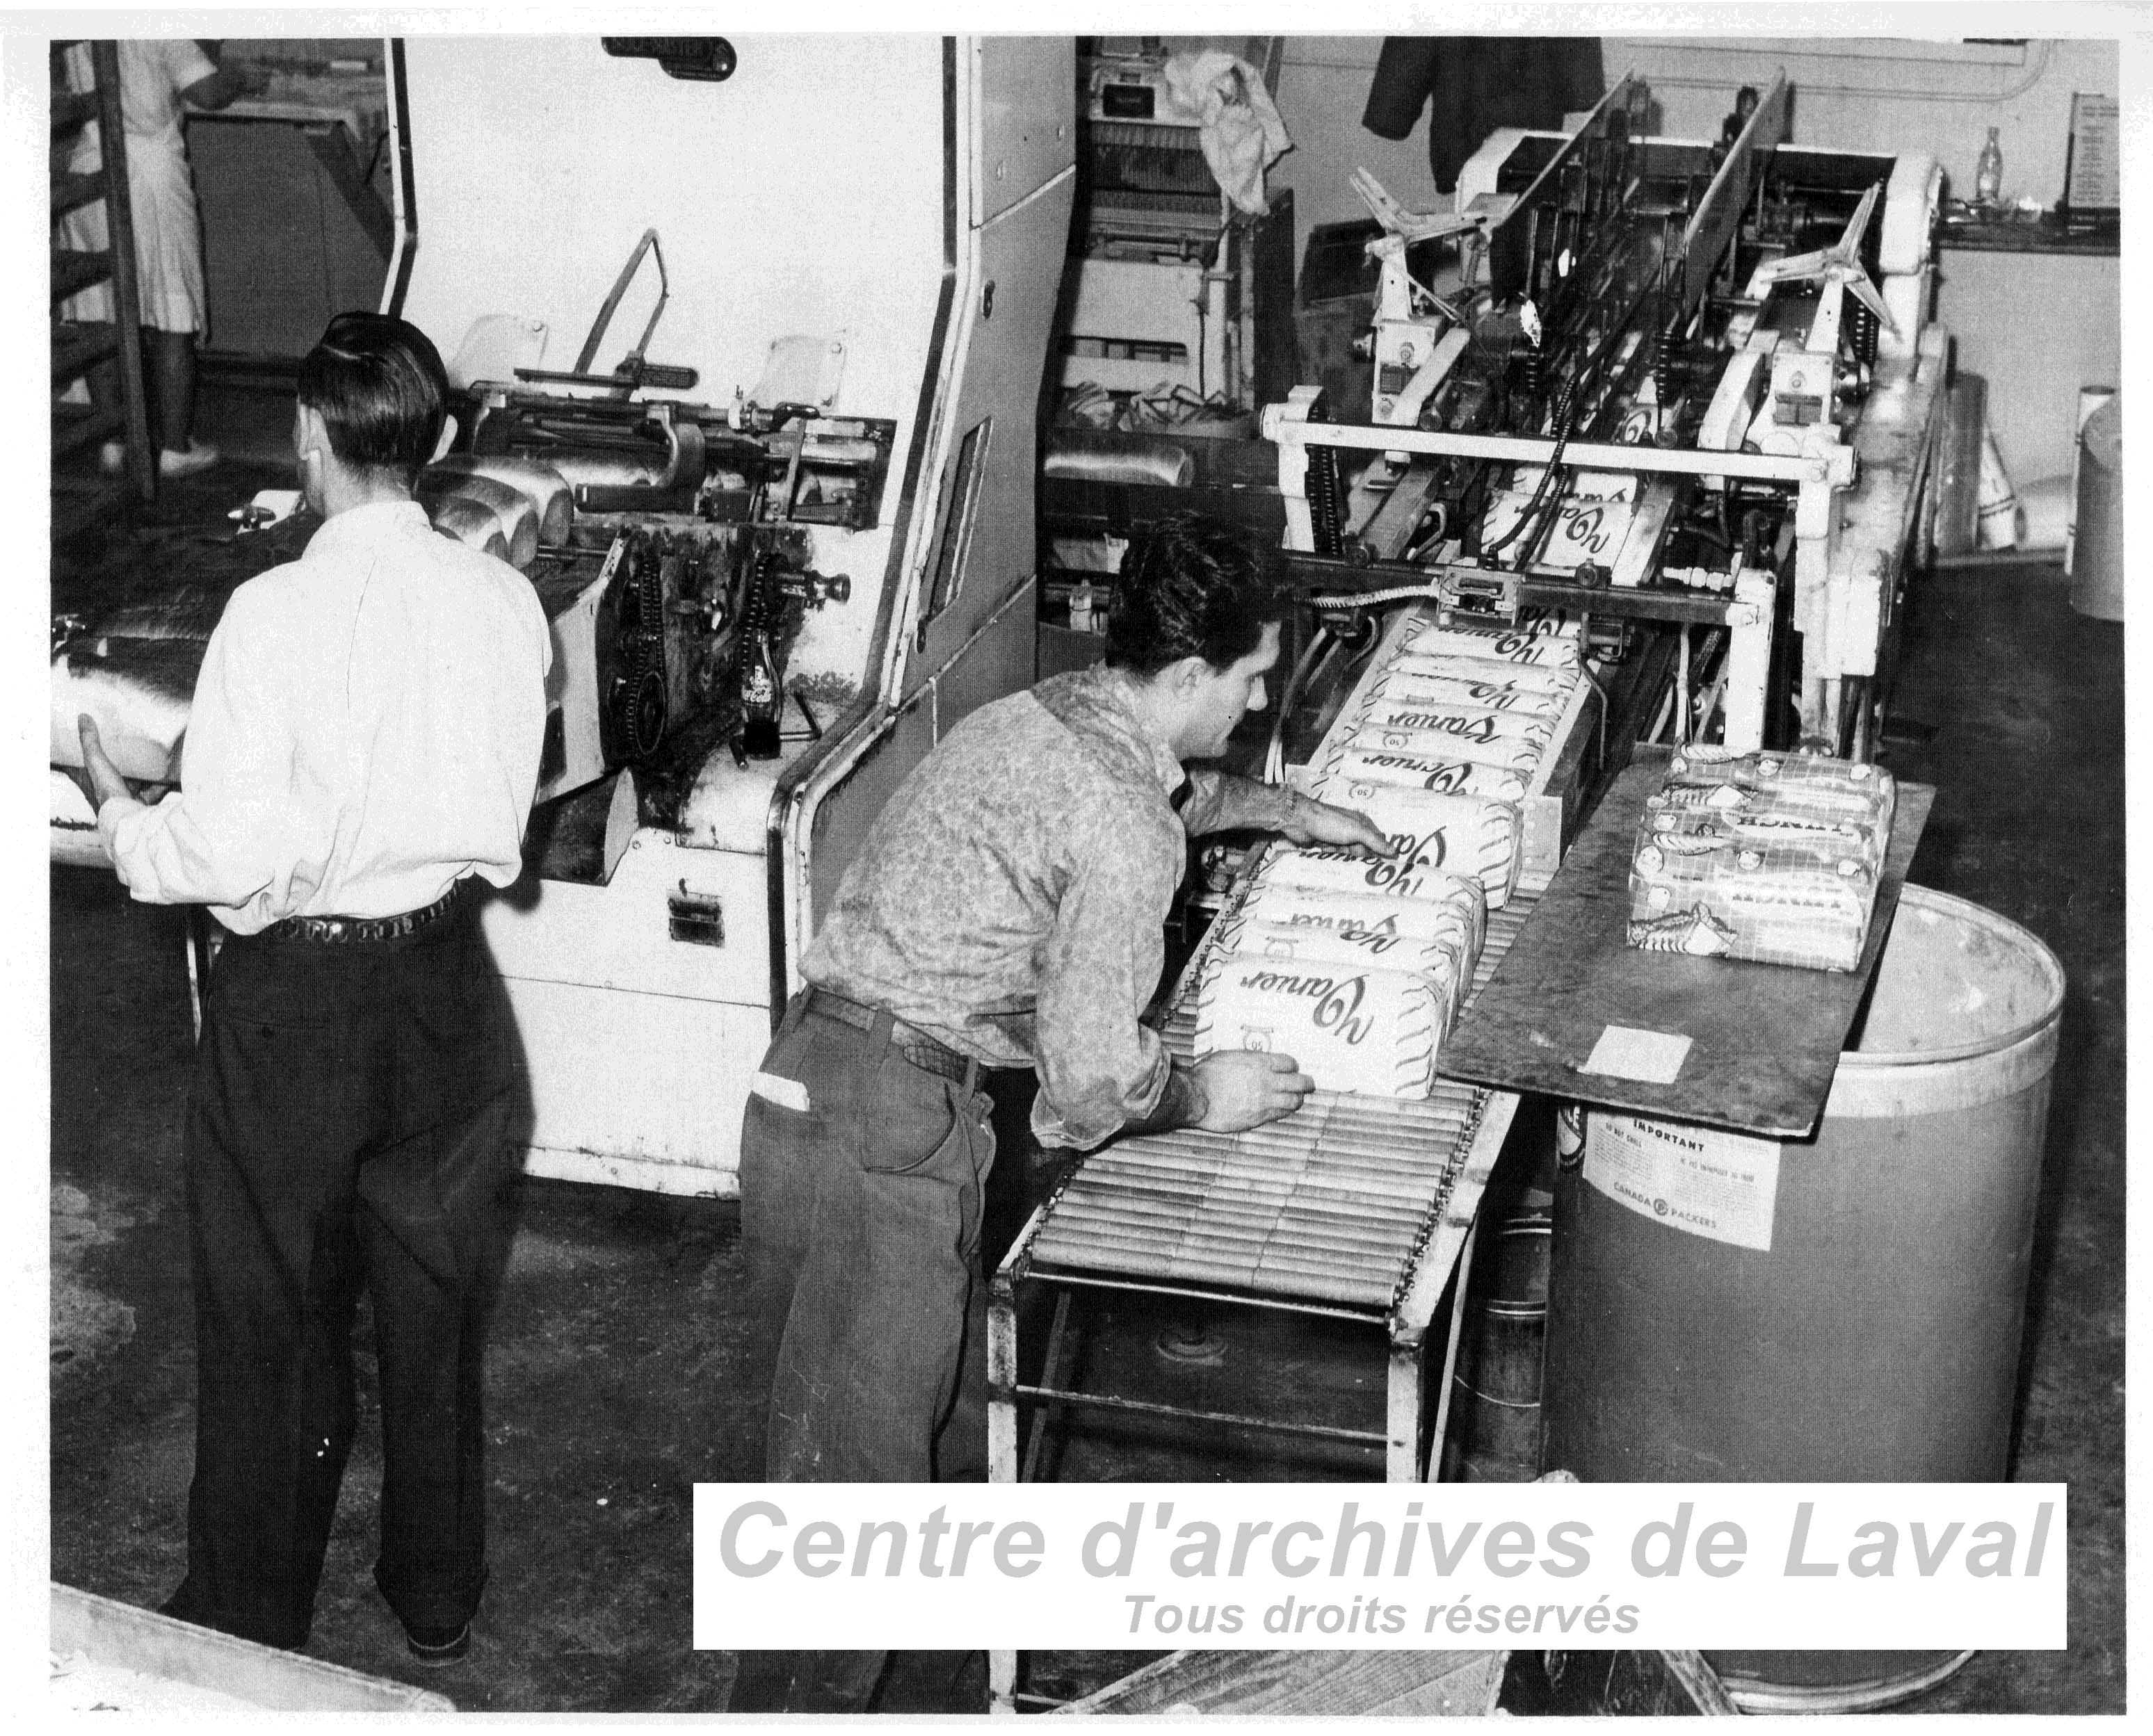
top-left (1583, 1114), bottom-right (1781, 1251)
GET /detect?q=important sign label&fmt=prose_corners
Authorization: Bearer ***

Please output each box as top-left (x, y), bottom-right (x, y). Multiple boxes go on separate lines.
top-left (1583, 1113), bottom-right (1782, 1250)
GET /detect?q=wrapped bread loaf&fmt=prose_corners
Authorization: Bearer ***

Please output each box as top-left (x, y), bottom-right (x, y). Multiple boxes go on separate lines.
top-left (425, 453), bottom-right (574, 546)
top-left (1271, 785), bottom-right (1521, 909)
top-left (426, 493), bottom-right (510, 564)
top-left (1243, 863), bottom-right (1487, 955)
top-left (1645, 802), bottom-right (1889, 870)
top-left (417, 471), bottom-right (539, 568)
top-left (1353, 668), bottom-right (1568, 715)
top-left (1627, 750), bottom-right (1896, 971)
top-left (1264, 842), bottom-right (1465, 904)
top-left (1354, 686), bottom-right (1558, 750)
top-left (1191, 952), bottom-right (1449, 1098)
top-left (1211, 907), bottom-right (1472, 1028)
top-left (1664, 745), bottom-right (1897, 822)
top-left (1349, 710), bottom-right (1547, 773)
top-left (1394, 616), bottom-right (1583, 670)
top-left (1397, 608), bottom-right (1581, 649)
top-left (1387, 650), bottom-right (1580, 696)
top-left (1314, 742), bottom-right (1531, 804)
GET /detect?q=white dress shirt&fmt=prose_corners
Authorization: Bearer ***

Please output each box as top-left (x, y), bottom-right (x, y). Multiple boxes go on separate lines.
top-left (100, 501), bottom-right (552, 934)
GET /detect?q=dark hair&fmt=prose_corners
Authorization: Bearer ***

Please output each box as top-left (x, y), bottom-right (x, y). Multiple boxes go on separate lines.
top-left (1105, 514), bottom-right (1284, 676)
top-left (295, 311), bottom-right (450, 486)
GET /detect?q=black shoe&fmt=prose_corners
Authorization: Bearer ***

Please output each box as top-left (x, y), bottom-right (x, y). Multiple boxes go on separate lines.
top-left (404, 1620), bottom-right (471, 1665)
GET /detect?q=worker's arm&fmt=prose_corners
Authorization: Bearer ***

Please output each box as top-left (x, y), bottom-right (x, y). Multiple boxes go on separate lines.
top-left (1118, 1050), bottom-right (1316, 1139)
top-left (92, 590), bottom-right (288, 914)
top-left (1177, 768), bottom-right (1396, 854)
top-left (180, 44), bottom-right (270, 111)
top-left (1029, 811), bottom-right (1314, 1149)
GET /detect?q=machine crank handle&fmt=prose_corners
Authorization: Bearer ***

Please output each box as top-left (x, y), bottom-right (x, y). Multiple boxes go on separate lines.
top-left (780, 569), bottom-right (852, 607)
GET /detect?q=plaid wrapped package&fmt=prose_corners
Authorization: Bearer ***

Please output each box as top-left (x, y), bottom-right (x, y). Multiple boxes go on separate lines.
top-left (1626, 750), bottom-right (1898, 971)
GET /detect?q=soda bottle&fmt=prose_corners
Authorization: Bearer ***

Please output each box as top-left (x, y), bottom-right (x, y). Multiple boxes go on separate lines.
top-left (1974, 127), bottom-right (2003, 206)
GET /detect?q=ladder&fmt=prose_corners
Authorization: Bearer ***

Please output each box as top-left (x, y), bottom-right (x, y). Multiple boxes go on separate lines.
top-left (52, 40), bottom-right (156, 540)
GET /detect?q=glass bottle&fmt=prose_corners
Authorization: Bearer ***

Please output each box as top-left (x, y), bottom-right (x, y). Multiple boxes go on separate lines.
top-left (1974, 127), bottom-right (2003, 206)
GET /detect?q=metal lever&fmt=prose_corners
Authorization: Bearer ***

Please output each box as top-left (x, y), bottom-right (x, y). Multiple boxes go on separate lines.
top-left (568, 228), bottom-right (697, 395)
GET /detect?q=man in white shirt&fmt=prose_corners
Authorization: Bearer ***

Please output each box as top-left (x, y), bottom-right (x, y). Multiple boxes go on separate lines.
top-left (76, 312), bottom-right (551, 1662)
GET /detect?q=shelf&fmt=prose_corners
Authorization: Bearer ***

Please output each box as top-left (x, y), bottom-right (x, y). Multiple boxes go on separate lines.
top-left (1936, 214), bottom-right (2119, 257)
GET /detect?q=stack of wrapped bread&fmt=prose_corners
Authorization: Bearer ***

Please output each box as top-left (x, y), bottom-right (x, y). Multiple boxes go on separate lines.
top-left (1625, 745), bottom-right (1898, 971)
top-left (1191, 610), bottom-right (1583, 1098)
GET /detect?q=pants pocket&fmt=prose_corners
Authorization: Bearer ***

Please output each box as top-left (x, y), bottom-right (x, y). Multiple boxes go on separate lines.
top-left (856, 1050), bottom-right (962, 1176)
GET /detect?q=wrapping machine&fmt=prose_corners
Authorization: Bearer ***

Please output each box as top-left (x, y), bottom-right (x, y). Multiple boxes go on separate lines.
top-left (53, 34), bottom-right (1079, 1196)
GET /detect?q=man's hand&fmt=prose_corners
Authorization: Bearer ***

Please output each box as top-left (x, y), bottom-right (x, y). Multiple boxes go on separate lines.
top-left (1188, 1049), bottom-right (1316, 1133)
top-left (76, 715), bottom-right (133, 814)
top-left (1278, 791), bottom-right (1398, 857)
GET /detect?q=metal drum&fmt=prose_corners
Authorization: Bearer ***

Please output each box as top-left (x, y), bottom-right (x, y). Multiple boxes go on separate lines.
top-left (1439, 1216), bottom-right (1550, 1483)
top-left (1542, 886), bottom-right (2065, 1711)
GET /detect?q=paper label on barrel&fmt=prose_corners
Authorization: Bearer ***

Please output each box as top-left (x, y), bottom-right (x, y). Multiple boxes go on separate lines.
top-left (1583, 1114), bottom-right (1781, 1251)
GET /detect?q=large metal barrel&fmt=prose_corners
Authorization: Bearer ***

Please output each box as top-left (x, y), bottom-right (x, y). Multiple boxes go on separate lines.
top-left (1438, 1215), bottom-right (1551, 1483)
top-left (1542, 886), bottom-right (2065, 1712)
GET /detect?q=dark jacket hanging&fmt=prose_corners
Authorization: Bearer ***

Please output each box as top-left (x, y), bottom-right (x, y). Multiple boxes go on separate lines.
top-left (1363, 37), bottom-right (1606, 195)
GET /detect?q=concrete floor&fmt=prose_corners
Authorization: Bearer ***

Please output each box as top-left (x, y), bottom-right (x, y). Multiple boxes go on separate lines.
top-left (48, 416), bottom-right (2123, 1712)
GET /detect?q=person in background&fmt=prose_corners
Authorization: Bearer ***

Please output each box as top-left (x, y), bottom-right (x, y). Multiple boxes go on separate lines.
top-left (58, 39), bottom-right (268, 478)
top-left (74, 313), bottom-right (551, 1663)
top-left (733, 514), bottom-right (1395, 1712)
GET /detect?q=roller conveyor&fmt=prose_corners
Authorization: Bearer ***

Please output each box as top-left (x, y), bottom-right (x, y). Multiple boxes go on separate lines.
top-left (987, 603), bottom-right (1592, 1511)
top-left (1023, 896), bottom-right (1535, 1311)
top-left (985, 604), bottom-right (1593, 1714)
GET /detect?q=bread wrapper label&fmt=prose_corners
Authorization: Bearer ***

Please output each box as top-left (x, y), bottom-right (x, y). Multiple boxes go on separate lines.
top-left (1275, 786), bottom-right (1520, 909)
top-left (1242, 866), bottom-right (1488, 955)
top-left (1357, 681), bottom-right (1560, 747)
top-left (1314, 742), bottom-right (1531, 804)
top-left (1350, 708), bottom-right (1547, 772)
top-left (1394, 615), bottom-right (1583, 669)
top-left (1191, 953), bottom-right (1451, 1098)
top-left (1353, 668), bottom-right (1568, 715)
top-left (1212, 907), bottom-right (1474, 1025)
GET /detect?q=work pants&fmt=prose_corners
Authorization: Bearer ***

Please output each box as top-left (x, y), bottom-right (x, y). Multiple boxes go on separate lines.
top-left (734, 991), bottom-right (997, 1711)
top-left (162, 901), bottom-right (524, 1650)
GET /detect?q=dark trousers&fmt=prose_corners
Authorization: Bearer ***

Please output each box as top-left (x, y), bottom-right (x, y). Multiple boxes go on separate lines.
top-left (734, 991), bottom-right (997, 1711)
top-left (163, 900), bottom-right (524, 1650)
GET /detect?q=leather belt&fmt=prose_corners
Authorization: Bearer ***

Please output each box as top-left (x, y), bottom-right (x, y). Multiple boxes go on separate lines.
top-left (259, 883), bottom-right (465, 946)
top-left (803, 987), bottom-right (976, 1086)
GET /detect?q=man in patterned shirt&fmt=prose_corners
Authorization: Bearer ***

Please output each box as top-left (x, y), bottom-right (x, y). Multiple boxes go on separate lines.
top-left (734, 515), bottom-right (1388, 1711)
